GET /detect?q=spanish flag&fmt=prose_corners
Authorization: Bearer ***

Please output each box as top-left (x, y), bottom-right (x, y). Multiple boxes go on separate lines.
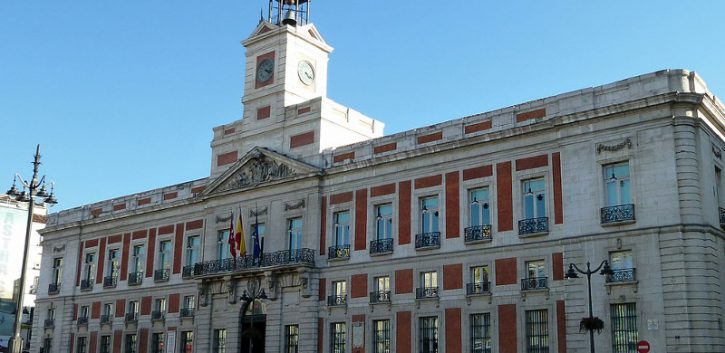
top-left (236, 207), bottom-right (246, 256)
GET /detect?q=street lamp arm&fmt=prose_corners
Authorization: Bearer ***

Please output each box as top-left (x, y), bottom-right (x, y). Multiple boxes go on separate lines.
top-left (590, 260), bottom-right (608, 274)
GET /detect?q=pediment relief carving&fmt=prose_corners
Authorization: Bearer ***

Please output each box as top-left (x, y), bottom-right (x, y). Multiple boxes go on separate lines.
top-left (217, 155), bottom-right (296, 192)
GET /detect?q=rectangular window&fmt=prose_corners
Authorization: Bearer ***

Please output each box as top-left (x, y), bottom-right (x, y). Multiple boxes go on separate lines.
top-left (288, 218), bottom-right (303, 252)
top-left (151, 333), bottom-right (165, 353)
top-left (79, 305), bottom-right (89, 319)
top-left (84, 253), bottom-right (96, 283)
top-left (330, 322), bottom-right (346, 353)
top-left (46, 307), bottom-right (54, 320)
top-left (213, 329), bottom-right (226, 353)
top-left (285, 325), bottom-right (299, 353)
top-left (375, 204), bottom-right (394, 240)
top-left (376, 276), bottom-right (390, 293)
top-left (331, 280), bottom-right (347, 305)
top-left (471, 266), bottom-right (489, 284)
top-left (522, 178), bottom-right (546, 219)
top-left (52, 257), bottom-right (63, 284)
top-left (611, 303), bottom-right (638, 353)
top-left (419, 197), bottom-right (440, 233)
top-left (217, 230), bottom-right (231, 260)
top-left (132, 244), bottom-right (145, 274)
top-left (470, 313), bottom-right (491, 353)
top-left (373, 319), bottom-right (391, 353)
top-left (107, 249), bottom-right (120, 278)
top-left (333, 211), bottom-right (351, 246)
top-left (124, 334), bottom-right (137, 353)
top-left (43, 338), bottom-right (52, 353)
top-left (128, 300), bottom-right (139, 315)
top-left (610, 251), bottom-right (633, 271)
top-left (469, 188), bottom-right (491, 226)
top-left (158, 240), bottom-right (171, 270)
top-left (525, 309), bottom-right (548, 353)
top-left (422, 271), bottom-right (437, 288)
top-left (524, 260), bottom-right (547, 290)
top-left (180, 331), bottom-right (193, 353)
top-left (77, 337), bottom-right (87, 353)
top-left (154, 298), bottom-right (166, 312)
top-left (419, 316), bottom-right (438, 353)
top-left (99, 336), bottom-right (111, 353)
top-left (103, 303), bottom-right (112, 316)
top-left (185, 236), bottom-right (200, 266)
top-left (183, 295), bottom-right (195, 309)
top-left (604, 162), bottom-right (631, 206)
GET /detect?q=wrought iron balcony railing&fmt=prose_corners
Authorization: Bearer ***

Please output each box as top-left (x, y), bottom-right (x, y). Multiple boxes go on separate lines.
top-left (328, 245), bottom-right (351, 260)
top-left (719, 207), bottom-right (725, 227)
top-left (48, 283), bottom-right (59, 295)
top-left (466, 281), bottom-right (491, 296)
top-left (76, 317), bottom-right (88, 326)
top-left (180, 308), bottom-right (195, 318)
top-left (182, 266), bottom-right (193, 278)
top-left (518, 217), bottom-right (549, 236)
top-left (416, 286), bottom-right (439, 299)
top-left (370, 238), bottom-right (394, 255)
top-left (103, 276), bottom-right (117, 288)
top-left (464, 225), bottom-right (492, 243)
top-left (128, 272), bottom-right (143, 286)
top-left (190, 248), bottom-right (316, 277)
top-left (43, 318), bottom-right (54, 328)
top-left (327, 295), bottom-right (347, 307)
top-left (369, 291), bottom-right (391, 304)
top-left (80, 279), bottom-right (93, 291)
top-left (151, 311), bottom-right (165, 321)
top-left (521, 277), bottom-right (548, 291)
top-left (154, 269), bottom-right (170, 282)
top-left (606, 268), bottom-right (636, 283)
top-left (601, 204), bottom-right (635, 224)
top-left (100, 315), bottom-right (111, 324)
top-left (124, 313), bottom-right (138, 323)
top-left (415, 232), bottom-right (441, 249)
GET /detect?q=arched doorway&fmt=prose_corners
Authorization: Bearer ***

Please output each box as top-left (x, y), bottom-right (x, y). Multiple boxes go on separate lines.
top-left (240, 299), bottom-right (266, 353)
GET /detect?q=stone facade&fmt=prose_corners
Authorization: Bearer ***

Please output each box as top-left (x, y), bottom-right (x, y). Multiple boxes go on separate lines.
top-left (31, 13), bottom-right (725, 353)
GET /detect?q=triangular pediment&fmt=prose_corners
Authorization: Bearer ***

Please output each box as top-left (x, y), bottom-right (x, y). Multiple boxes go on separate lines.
top-left (202, 147), bottom-right (321, 196)
top-left (247, 21), bottom-right (278, 40)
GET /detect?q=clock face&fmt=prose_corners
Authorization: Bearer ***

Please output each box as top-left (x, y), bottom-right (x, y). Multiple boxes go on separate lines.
top-left (297, 60), bottom-right (315, 86)
top-left (256, 59), bottom-right (274, 83)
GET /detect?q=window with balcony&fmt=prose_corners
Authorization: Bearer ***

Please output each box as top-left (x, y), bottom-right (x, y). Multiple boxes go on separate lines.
top-left (419, 316), bottom-right (438, 353)
top-left (519, 178), bottom-right (548, 235)
top-left (371, 203), bottom-right (394, 255)
top-left (180, 331), bottom-right (193, 353)
top-left (43, 337), bottom-right (52, 353)
top-left (104, 249), bottom-right (119, 288)
top-left (470, 313), bottom-right (492, 353)
top-left (525, 309), bottom-right (548, 353)
top-left (285, 325), bottom-right (298, 353)
top-left (416, 197), bottom-right (440, 249)
top-left (288, 218), bottom-right (303, 255)
top-left (99, 335), bottom-right (111, 353)
top-left (181, 295), bottom-right (195, 318)
top-left (217, 230), bottom-right (231, 260)
top-left (151, 333), bottom-right (165, 353)
top-left (152, 298), bottom-right (166, 321)
top-left (77, 336), bottom-right (87, 353)
top-left (370, 276), bottom-right (390, 303)
top-left (329, 280), bottom-right (347, 306)
top-left (214, 329), bottom-right (226, 353)
top-left (129, 244), bottom-right (144, 285)
top-left (49, 257), bottom-right (62, 294)
top-left (608, 250), bottom-right (636, 283)
top-left (417, 271), bottom-right (438, 299)
top-left (601, 162), bottom-right (635, 224)
top-left (44, 307), bottom-right (54, 328)
top-left (155, 240), bottom-right (171, 282)
top-left (522, 260), bottom-right (547, 291)
top-left (329, 211), bottom-right (351, 260)
top-left (610, 303), bottom-right (638, 353)
top-left (78, 305), bottom-right (89, 326)
top-left (467, 266), bottom-right (490, 295)
top-left (184, 236), bottom-right (200, 277)
top-left (101, 303), bottom-right (112, 324)
top-left (373, 319), bottom-right (391, 353)
top-left (466, 188), bottom-right (492, 242)
top-left (124, 334), bottom-right (137, 353)
top-left (330, 322), bottom-right (346, 353)
top-left (81, 253), bottom-right (95, 290)
top-left (126, 301), bottom-right (138, 322)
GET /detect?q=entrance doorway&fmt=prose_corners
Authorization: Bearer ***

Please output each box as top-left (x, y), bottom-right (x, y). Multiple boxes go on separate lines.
top-left (240, 314), bottom-right (266, 353)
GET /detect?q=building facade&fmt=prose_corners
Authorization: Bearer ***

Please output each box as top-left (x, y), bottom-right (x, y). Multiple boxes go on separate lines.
top-left (31, 3), bottom-right (725, 353)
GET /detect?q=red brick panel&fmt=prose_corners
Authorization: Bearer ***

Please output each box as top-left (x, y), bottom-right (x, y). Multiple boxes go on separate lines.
top-left (290, 131), bottom-right (315, 148)
top-left (224, 127), bottom-right (235, 135)
top-left (318, 278), bottom-right (326, 301)
top-left (395, 269), bottom-right (413, 294)
top-left (298, 106), bottom-right (311, 115)
top-left (516, 108), bottom-right (546, 122)
top-left (317, 318), bottom-right (324, 353)
top-left (90, 332), bottom-right (98, 353)
top-left (254, 51), bottom-right (275, 89)
top-left (121, 233), bottom-right (130, 281)
top-left (108, 234), bottom-right (122, 244)
top-left (75, 241), bottom-right (83, 287)
top-left (145, 229), bottom-right (157, 278)
top-left (557, 300), bottom-right (567, 353)
top-left (90, 208), bottom-right (102, 218)
top-left (69, 333), bottom-right (75, 353)
top-left (257, 106), bottom-right (271, 120)
top-left (141, 296), bottom-right (152, 316)
top-left (330, 191), bottom-right (353, 205)
top-left (139, 329), bottom-right (149, 353)
top-left (515, 154), bottom-right (549, 171)
top-left (495, 257), bottom-right (517, 285)
top-left (417, 131), bottom-right (443, 144)
top-left (552, 253), bottom-right (564, 281)
top-left (463, 165), bottom-right (493, 181)
top-left (354, 189), bottom-right (368, 251)
top-left (96, 238), bottom-right (107, 285)
top-left (168, 293), bottom-right (180, 313)
top-left (552, 152), bottom-right (563, 224)
top-left (132, 230), bottom-right (147, 240)
top-left (445, 172), bottom-right (460, 238)
top-left (445, 308), bottom-right (462, 353)
top-left (113, 330), bottom-right (123, 353)
top-left (398, 181), bottom-right (411, 245)
top-left (113, 203), bottom-right (126, 211)
top-left (370, 183), bottom-right (396, 197)
top-left (73, 304), bottom-right (78, 320)
top-left (443, 264), bottom-right (463, 290)
top-left (216, 151), bottom-right (238, 167)
top-left (496, 162), bottom-right (513, 232)
top-left (91, 301), bottom-right (101, 319)
top-left (137, 197), bottom-right (151, 206)
top-left (185, 220), bottom-right (203, 231)
top-left (373, 142), bottom-right (397, 154)
top-left (498, 304), bottom-right (517, 353)
top-left (173, 223), bottom-right (184, 274)
top-left (85, 239), bottom-right (99, 248)
top-left (320, 196), bottom-right (327, 256)
top-left (464, 120), bottom-right (492, 134)
top-left (414, 175), bottom-right (442, 189)
top-left (333, 152), bottom-right (355, 163)
top-left (115, 299), bottom-right (126, 318)
top-left (352, 314), bottom-right (366, 353)
top-left (351, 274), bottom-right (368, 298)
top-left (191, 186), bottom-right (206, 195)
top-left (396, 311), bottom-right (412, 353)
top-left (158, 225), bottom-right (174, 235)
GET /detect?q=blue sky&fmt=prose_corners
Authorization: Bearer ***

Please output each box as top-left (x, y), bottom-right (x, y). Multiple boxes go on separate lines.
top-left (2, 1), bottom-right (724, 210)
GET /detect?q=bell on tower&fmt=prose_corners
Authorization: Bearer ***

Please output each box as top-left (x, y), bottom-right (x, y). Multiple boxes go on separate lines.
top-left (268, 0), bottom-right (310, 27)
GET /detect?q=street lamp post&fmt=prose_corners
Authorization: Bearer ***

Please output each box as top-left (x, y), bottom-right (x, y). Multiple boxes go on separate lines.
top-left (5, 145), bottom-right (57, 353)
top-left (565, 260), bottom-right (614, 353)
top-left (239, 278), bottom-right (268, 353)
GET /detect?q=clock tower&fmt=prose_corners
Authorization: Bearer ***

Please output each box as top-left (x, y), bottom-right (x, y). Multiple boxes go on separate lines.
top-left (209, 1), bottom-right (384, 177)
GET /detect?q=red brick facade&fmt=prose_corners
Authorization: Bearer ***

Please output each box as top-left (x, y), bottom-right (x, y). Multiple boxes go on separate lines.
top-left (290, 131), bottom-right (315, 148)
top-left (445, 171), bottom-right (460, 238)
top-left (495, 257), bottom-right (517, 285)
top-left (395, 269), bottom-right (413, 294)
top-left (351, 274), bottom-right (368, 298)
top-left (498, 304), bottom-right (517, 353)
top-left (496, 162), bottom-right (513, 231)
top-left (445, 308), bottom-right (462, 353)
top-left (354, 189), bottom-right (368, 251)
top-left (396, 311), bottom-right (412, 353)
top-left (398, 181), bottom-right (411, 245)
top-left (443, 264), bottom-right (463, 290)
